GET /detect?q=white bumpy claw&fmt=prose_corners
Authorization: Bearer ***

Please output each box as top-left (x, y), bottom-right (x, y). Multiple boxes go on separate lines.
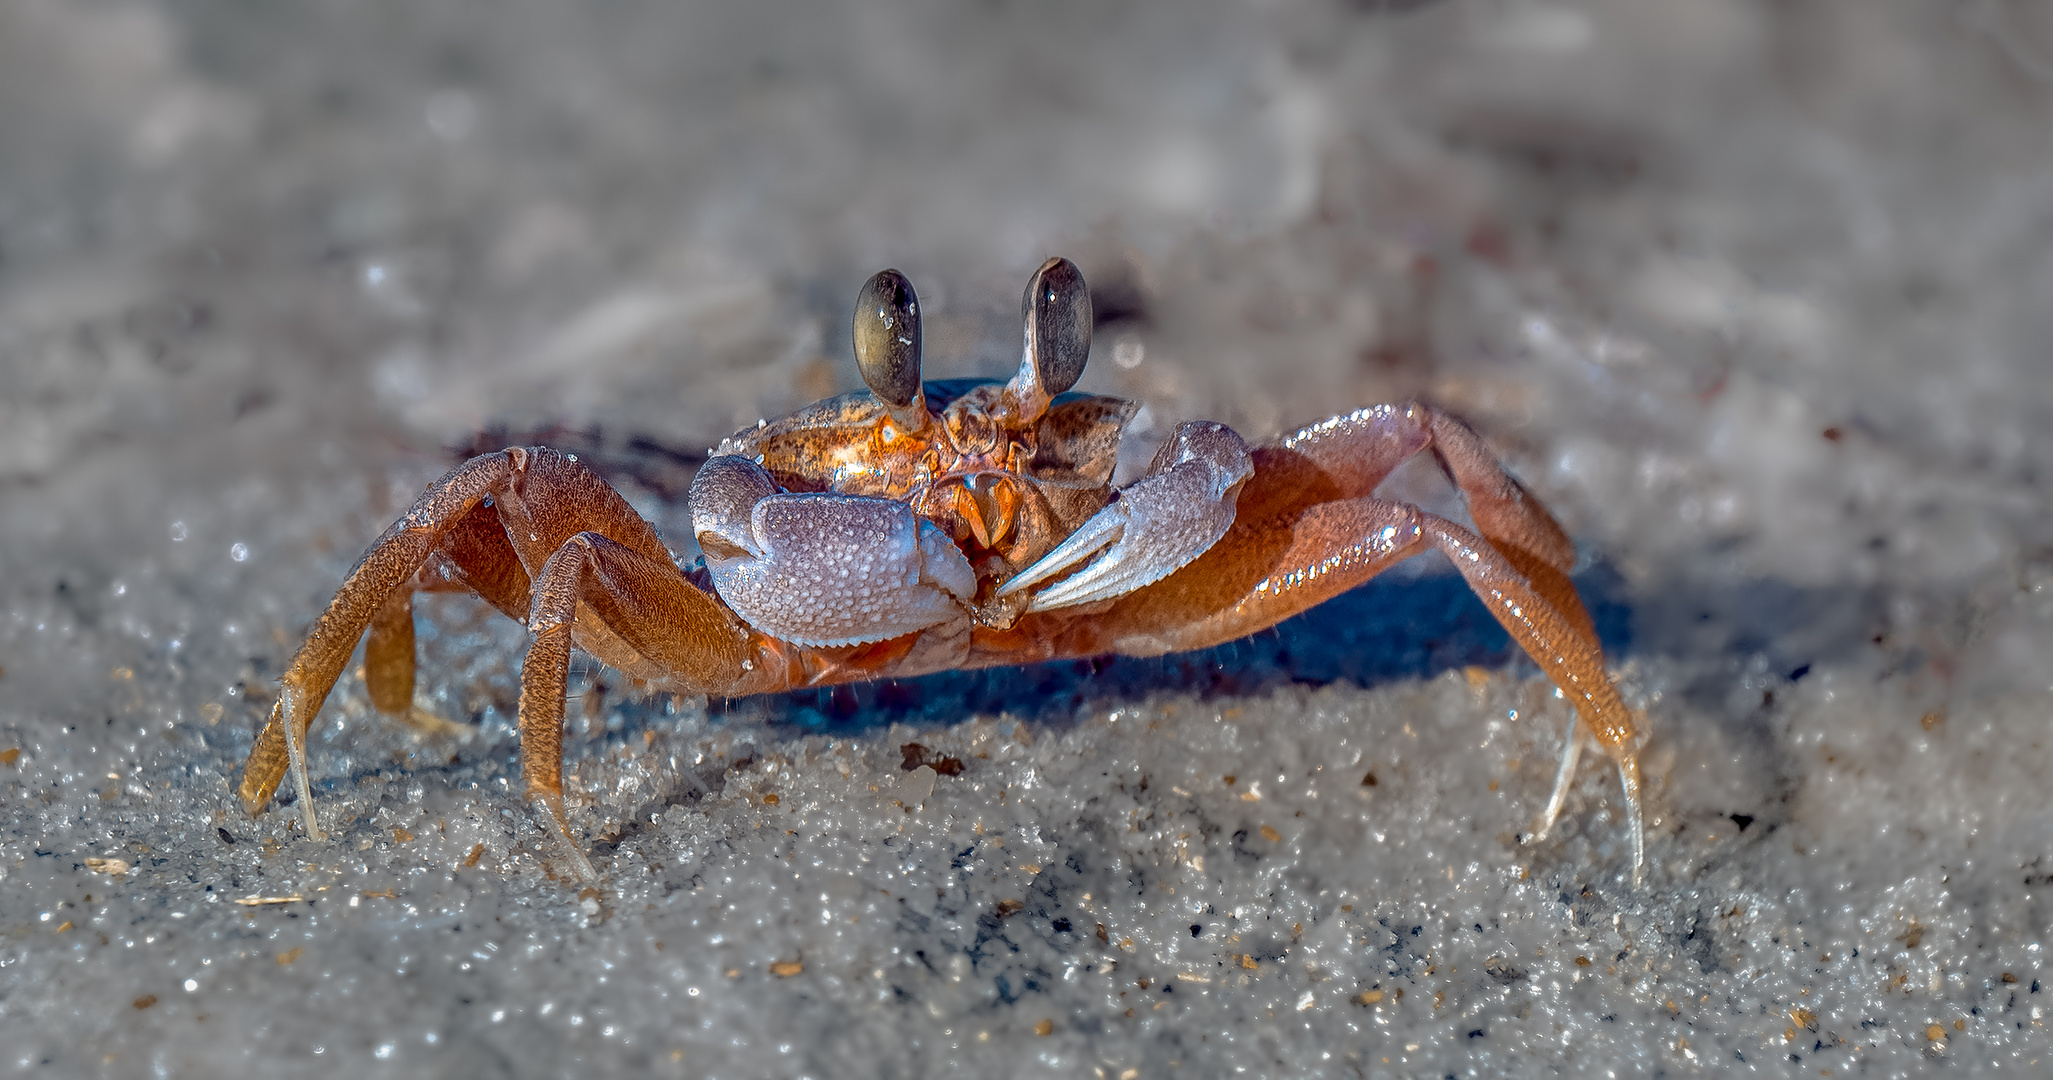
top-left (1000, 421), bottom-right (1252, 611)
top-left (691, 456), bottom-right (976, 646)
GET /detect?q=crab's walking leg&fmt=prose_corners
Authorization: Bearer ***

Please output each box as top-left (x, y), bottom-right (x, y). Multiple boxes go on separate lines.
top-left (241, 447), bottom-right (756, 856)
top-left (1270, 404), bottom-right (1626, 853)
top-left (359, 491), bottom-right (540, 725)
top-left (1272, 403), bottom-right (1593, 639)
top-left (1418, 516), bottom-right (1643, 879)
top-left (520, 531), bottom-right (757, 885)
top-left (240, 453), bottom-right (523, 839)
top-left (1084, 407), bottom-right (1645, 878)
top-left (363, 504), bottom-right (550, 738)
top-left (1411, 412), bottom-right (1636, 853)
top-left (1421, 409), bottom-right (1594, 644)
top-left (363, 591), bottom-right (416, 717)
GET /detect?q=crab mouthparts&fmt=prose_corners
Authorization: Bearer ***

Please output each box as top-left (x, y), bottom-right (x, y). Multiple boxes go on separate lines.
top-left (948, 473), bottom-right (1020, 552)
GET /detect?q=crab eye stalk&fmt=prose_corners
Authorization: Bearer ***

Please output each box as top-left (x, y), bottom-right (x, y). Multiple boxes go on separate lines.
top-left (1011, 256), bottom-right (1092, 419)
top-left (853, 268), bottom-right (929, 431)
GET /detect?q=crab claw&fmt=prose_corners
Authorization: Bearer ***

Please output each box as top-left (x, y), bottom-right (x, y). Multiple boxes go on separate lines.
top-left (691, 456), bottom-right (977, 646)
top-left (998, 421), bottom-right (1252, 611)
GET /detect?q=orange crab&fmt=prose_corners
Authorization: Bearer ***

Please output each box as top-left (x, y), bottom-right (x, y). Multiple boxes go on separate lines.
top-left (238, 258), bottom-right (1645, 884)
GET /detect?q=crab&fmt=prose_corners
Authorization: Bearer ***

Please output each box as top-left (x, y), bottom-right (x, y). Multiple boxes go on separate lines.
top-left (237, 258), bottom-right (1646, 885)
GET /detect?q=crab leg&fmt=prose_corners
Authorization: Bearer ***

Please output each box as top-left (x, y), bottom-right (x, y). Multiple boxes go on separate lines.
top-left (519, 530), bottom-right (762, 885)
top-left (1259, 403), bottom-right (1622, 842)
top-left (361, 471), bottom-right (604, 720)
top-left (1080, 401), bottom-right (1572, 650)
top-left (239, 448), bottom-right (757, 849)
top-left (353, 497), bottom-right (540, 729)
top-left (362, 590), bottom-right (417, 717)
top-left (240, 452), bottom-right (521, 840)
top-left (1075, 408), bottom-right (1644, 878)
top-left (1419, 516), bottom-right (1644, 878)
top-left (1274, 403), bottom-right (1593, 639)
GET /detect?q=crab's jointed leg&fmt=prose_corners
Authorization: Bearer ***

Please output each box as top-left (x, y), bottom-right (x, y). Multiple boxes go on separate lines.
top-left (1267, 404), bottom-right (1629, 791)
top-left (1420, 516), bottom-right (1644, 878)
top-left (240, 452), bottom-right (523, 842)
top-left (517, 529), bottom-right (762, 882)
top-left (1078, 402), bottom-right (1645, 879)
top-left (356, 493), bottom-right (543, 727)
top-left (362, 590), bottom-right (417, 717)
top-left (240, 449), bottom-right (761, 880)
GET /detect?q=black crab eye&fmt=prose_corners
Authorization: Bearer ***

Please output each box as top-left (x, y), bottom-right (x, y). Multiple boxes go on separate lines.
top-left (1021, 256), bottom-right (1092, 399)
top-left (853, 268), bottom-right (925, 416)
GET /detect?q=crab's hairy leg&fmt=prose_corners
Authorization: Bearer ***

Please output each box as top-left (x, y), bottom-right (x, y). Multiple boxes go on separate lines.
top-left (239, 452), bottom-right (522, 838)
top-left (1416, 515), bottom-right (1643, 881)
top-left (359, 499), bottom-right (540, 734)
top-left (240, 447), bottom-right (720, 843)
top-left (363, 591), bottom-right (415, 717)
top-left (1001, 421), bottom-right (1253, 610)
top-left (1084, 496), bottom-right (1427, 656)
top-left (1413, 408), bottom-right (1611, 834)
top-left (1422, 409), bottom-right (1593, 642)
top-left (514, 541), bottom-right (589, 885)
top-left (519, 531), bottom-right (759, 885)
top-left (1269, 403), bottom-right (1591, 640)
top-left (1066, 443), bottom-right (1642, 877)
top-left (1270, 404), bottom-right (1617, 845)
top-left (1411, 514), bottom-right (1630, 759)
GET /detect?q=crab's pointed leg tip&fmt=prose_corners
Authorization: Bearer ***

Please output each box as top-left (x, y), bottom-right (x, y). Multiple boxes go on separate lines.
top-left (570, 849), bottom-right (601, 888)
top-left (557, 821), bottom-right (600, 887)
top-left (531, 790), bottom-right (601, 887)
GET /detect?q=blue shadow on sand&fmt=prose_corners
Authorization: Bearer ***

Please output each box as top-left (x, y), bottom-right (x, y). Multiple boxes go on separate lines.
top-left (703, 559), bottom-right (1636, 735)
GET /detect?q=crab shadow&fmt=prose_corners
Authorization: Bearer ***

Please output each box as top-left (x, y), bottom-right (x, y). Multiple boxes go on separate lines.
top-left (706, 557), bottom-right (1632, 735)
top-left (687, 555), bottom-right (1888, 742)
